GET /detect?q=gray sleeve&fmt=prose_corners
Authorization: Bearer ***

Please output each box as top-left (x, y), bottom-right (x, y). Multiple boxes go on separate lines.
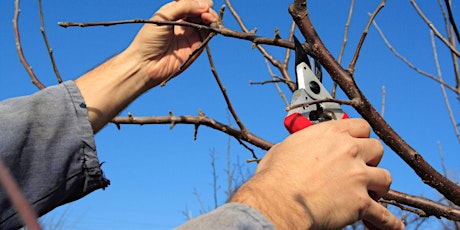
top-left (175, 203), bottom-right (275, 230)
top-left (0, 81), bottom-right (109, 230)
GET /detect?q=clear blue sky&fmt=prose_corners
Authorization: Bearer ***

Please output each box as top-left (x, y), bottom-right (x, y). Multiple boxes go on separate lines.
top-left (0, 1), bottom-right (458, 229)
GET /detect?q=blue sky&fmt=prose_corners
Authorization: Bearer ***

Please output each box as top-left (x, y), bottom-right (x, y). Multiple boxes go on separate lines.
top-left (0, 0), bottom-right (459, 229)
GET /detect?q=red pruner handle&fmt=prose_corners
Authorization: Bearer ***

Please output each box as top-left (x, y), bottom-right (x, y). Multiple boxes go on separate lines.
top-left (284, 112), bottom-right (350, 134)
top-left (284, 112), bottom-right (313, 134)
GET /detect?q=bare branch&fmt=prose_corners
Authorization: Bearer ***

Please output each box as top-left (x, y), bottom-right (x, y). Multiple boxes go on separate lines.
top-left (332, 0), bottom-right (355, 98)
top-left (13, 0), bottom-right (45, 90)
top-left (338, 0), bottom-right (355, 65)
top-left (224, 0), bottom-right (296, 92)
top-left (384, 190), bottom-right (460, 221)
top-left (372, 19), bottom-right (458, 94)
top-left (111, 113), bottom-right (274, 151)
top-left (58, 19), bottom-right (296, 51)
top-left (381, 86), bottom-right (386, 119)
top-left (0, 158), bottom-right (42, 230)
top-left (431, 30), bottom-right (460, 141)
top-left (289, 1), bottom-right (460, 207)
top-left (348, 0), bottom-right (386, 74)
top-left (263, 59), bottom-right (290, 106)
top-left (443, 0), bottom-right (460, 44)
top-left (38, 0), bottom-right (62, 83)
top-left (205, 45), bottom-right (248, 134)
top-left (410, 0), bottom-right (460, 57)
top-left (286, 98), bottom-right (359, 112)
top-left (283, 21), bottom-right (296, 68)
top-left (160, 32), bottom-right (215, 86)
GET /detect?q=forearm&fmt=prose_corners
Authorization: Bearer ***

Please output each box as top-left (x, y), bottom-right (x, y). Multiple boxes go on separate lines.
top-left (75, 48), bottom-right (151, 133)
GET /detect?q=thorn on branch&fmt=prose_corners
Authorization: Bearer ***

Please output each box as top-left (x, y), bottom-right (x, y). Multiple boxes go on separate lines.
top-left (194, 124), bottom-right (199, 140)
top-left (168, 111), bottom-right (176, 129)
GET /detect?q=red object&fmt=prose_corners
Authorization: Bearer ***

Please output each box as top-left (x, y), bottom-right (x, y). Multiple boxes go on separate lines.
top-left (284, 113), bottom-right (313, 134)
top-left (284, 112), bottom-right (349, 134)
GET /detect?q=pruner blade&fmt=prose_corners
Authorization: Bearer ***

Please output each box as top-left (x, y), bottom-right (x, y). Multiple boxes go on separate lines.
top-left (294, 36), bottom-right (310, 69)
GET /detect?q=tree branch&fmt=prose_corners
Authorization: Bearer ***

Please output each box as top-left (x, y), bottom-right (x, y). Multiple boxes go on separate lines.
top-left (58, 19), bottom-right (297, 51)
top-left (38, 0), bottom-right (62, 83)
top-left (372, 18), bottom-right (458, 94)
top-left (348, 0), bottom-right (386, 74)
top-left (289, 0), bottom-right (460, 207)
top-left (224, 0), bottom-right (296, 92)
top-left (13, 0), bottom-right (45, 90)
top-left (410, 0), bottom-right (460, 57)
top-left (384, 190), bottom-right (460, 221)
top-left (111, 113), bottom-right (274, 150)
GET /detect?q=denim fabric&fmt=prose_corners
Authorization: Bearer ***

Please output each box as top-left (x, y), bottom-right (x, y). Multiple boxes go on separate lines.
top-left (175, 203), bottom-right (275, 230)
top-left (0, 81), bottom-right (109, 230)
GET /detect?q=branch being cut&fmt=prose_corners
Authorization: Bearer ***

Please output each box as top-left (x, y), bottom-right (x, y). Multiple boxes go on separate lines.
top-left (289, 0), bottom-right (460, 207)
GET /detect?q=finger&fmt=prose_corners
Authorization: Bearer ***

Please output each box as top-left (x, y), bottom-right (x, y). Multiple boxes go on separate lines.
top-left (367, 167), bottom-right (392, 198)
top-left (315, 118), bottom-right (371, 138)
top-left (357, 138), bottom-right (384, 166)
top-left (363, 200), bottom-right (404, 230)
top-left (343, 118), bottom-right (372, 138)
top-left (153, 0), bottom-right (214, 22)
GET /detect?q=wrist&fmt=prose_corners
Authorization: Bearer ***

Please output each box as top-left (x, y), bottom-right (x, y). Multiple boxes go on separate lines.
top-left (75, 48), bottom-right (149, 132)
top-left (230, 172), bottom-right (313, 229)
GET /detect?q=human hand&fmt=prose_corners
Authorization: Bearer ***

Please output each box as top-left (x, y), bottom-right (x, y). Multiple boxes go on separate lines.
top-left (126, 0), bottom-right (218, 87)
top-left (230, 119), bottom-right (404, 229)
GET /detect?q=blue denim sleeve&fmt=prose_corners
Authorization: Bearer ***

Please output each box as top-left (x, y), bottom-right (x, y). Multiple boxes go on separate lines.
top-left (175, 203), bottom-right (275, 230)
top-left (0, 81), bottom-right (109, 230)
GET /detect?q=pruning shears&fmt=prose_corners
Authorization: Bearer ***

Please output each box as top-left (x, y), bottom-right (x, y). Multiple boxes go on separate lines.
top-left (284, 37), bottom-right (349, 134)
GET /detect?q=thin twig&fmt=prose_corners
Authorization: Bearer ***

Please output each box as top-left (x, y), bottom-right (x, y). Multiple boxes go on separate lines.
top-left (437, 0), bottom-right (460, 97)
top-left (410, 0), bottom-right (460, 57)
top-left (431, 30), bottom-right (460, 141)
top-left (38, 0), bottom-right (62, 83)
top-left (224, 0), bottom-right (296, 92)
top-left (333, 0), bottom-right (355, 98)
top-left (205, 45), bottom-right (248, 134)
top-left (384, 190), bottom-right (460, 221)
top-left (13, 0), bottom-right (45, 90)
top-left (286, 98), bottom-right (359, 111)
top-left (161, 33), bottom-right (216, 86)
top-left (0, 158), bottom-right (42, 230)
top-left (372, 19), bottom-right (458, 94)
top-left (443, 0), bottom-right (460, 45)
top-left (338, 0), bottom-right (355, 65)
top-left (263, 59), bottom-right (290, 106)
top-left (437, 142), bottom-right (448, 177)
top-left (381, 86), bottom-right (386, 119)
top-left (348, 0), bottom-right (386, 74)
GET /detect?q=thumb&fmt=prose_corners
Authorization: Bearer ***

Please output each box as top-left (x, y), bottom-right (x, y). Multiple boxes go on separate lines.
top-left (152, 0), bottom-right (211, 22)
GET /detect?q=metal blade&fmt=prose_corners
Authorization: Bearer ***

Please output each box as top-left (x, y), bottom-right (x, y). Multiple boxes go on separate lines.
top-left (294, 36), bottom-right (311, 68)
